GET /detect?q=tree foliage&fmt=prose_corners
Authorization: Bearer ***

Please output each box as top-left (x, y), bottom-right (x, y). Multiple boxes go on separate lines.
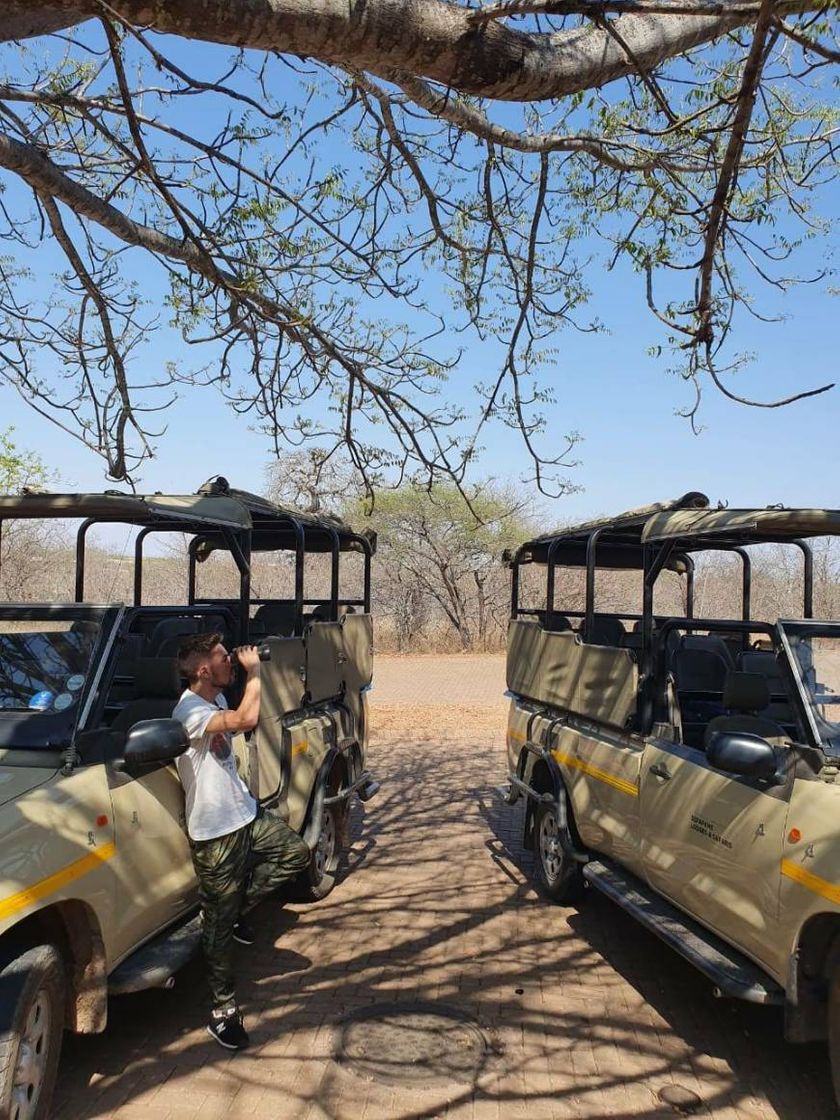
top-left (0, 1), bottom-right (836, 496)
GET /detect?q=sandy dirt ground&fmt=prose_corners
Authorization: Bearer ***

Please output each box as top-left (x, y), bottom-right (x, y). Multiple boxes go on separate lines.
top-left (52, 654), bottom-right (837, 1120)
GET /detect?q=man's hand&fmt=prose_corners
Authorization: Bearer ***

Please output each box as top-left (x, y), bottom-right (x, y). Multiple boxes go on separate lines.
top-left (235, 645), bottom-right (261, 674)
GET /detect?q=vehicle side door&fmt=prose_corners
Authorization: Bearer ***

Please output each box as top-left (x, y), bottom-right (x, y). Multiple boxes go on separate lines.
top-left (98, 652), bottom-right (198, 961)
top-left (640, 735), bottom-right (790, 973)
top-left (553, 640), bottom-right (645, 873)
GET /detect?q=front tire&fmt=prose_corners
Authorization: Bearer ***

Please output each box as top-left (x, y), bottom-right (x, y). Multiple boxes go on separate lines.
top-left (533, 800), bottom-right (584, 903)
top-left (0, 944), bottom-right (66, 1120)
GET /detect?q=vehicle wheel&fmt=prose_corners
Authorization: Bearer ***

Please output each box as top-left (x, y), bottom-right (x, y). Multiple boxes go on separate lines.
top-left (0, 944), bottom-right (66, 1120)
top-left (299, 803), bottom-right (344, 902)
top-left (827, 966), bottom-right (840, 1107)
top-left (533, 800), bottom-right (584, 903)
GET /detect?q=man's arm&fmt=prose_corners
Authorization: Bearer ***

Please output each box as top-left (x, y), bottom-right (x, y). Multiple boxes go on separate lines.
top-left (205, 647), bottom-right (262, 734)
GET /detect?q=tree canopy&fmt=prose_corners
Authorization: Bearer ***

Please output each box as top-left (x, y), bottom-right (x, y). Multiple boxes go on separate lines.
top-left (0, 1), bottom-right (836, 497)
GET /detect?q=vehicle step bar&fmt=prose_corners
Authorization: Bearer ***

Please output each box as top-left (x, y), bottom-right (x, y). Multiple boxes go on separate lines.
top-left (582, 860), bottom-right (784, 1006)
top-left (324, 770), bottom-right (380, 806)
top-left (109, 912), bottom-right (202, 995)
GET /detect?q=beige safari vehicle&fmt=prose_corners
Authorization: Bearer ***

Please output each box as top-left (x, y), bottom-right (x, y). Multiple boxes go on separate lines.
top-left (499, 492), bottom-right (840, 1102)
top-left (0, 477), bottom-right (378, 1119)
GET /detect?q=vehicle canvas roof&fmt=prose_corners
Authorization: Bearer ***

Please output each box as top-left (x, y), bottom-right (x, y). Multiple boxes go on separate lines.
top-left (515, 492), bottom-right (840, 570)
top-left (0, 477), bottom-right (374, 554)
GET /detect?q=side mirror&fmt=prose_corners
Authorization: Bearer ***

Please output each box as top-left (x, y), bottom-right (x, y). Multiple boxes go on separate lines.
top-left (706, 731), bottom-right (780, 782)
top-left (122, 719), bottom-right (189, 769)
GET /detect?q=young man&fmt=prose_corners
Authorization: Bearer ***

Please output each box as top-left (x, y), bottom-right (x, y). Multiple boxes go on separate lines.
top-left (174, 631), bottom-right (310, 1051)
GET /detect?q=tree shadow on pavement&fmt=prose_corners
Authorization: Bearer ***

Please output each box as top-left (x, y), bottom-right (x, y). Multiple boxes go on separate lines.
top-left (53, 727), bottom-right (838, 1120)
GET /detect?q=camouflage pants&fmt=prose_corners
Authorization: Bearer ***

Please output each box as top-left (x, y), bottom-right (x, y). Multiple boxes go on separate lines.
top-left (190, 809), bottom-right (310, 1011)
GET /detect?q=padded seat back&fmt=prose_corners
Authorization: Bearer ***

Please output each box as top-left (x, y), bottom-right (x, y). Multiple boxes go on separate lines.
top-left (704, 671), bottom-right (786, 748)
top-left (588, 614), bottom-right (626, 648)
top-left (111, 657), bottom-right (183, 731)
top-left (148, 617), bottom-right (199, 655)
top-left (674, 648), bottom-right (729, 693)
top-left (682, 635), bottom-right (735, 669)
top-left (253, 601), bottom-right (298, 637)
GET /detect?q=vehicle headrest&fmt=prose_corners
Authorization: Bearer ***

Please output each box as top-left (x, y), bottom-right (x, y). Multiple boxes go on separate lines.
top-left (134, 657), bottom-right (182, 699)
top-left (723, 671), bottom-right (770, 713)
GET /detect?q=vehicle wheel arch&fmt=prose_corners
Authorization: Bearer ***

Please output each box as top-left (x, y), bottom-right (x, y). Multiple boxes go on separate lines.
top-left (523, 755), bottom-right (566, 849)
top-left (0, 901), bottom-right (107, 1035)
top-left (785, 912), bottom-right (840, 1043)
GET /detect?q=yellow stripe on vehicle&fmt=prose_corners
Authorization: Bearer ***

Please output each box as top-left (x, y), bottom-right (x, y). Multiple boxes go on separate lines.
top-left (0, 840), bottom-right (116, 921)
top-left (551, 749), bottom-right (639, 798)
top-left (292, 741), bottom-right (309, 756)
top-left (508, 728), bottom-right (527, 743)
top-left (781, 859), bottom-right (840, 906)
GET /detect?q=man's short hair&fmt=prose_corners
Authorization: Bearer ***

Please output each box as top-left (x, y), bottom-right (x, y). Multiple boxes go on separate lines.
top-left (178, 631), bottom-right (224, 684)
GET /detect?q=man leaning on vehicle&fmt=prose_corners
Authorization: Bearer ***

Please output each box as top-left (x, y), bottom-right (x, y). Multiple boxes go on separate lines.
top-left (173, 631), bottom-right (310, 1050)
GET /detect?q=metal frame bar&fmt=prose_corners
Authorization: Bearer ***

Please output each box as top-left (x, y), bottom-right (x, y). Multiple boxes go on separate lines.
top-left (793, 539), bottom-right (814, 619)
top-left (74, 518), bottom-right (95, 601)
top-left (132, 525), bottom-right (156, 606)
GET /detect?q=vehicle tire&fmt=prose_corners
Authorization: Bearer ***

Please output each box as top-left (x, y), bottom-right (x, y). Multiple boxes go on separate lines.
top-left (827, 965), bottom-right (840, 1108)
top-left (0, 944), bottom-right (66, 1120)
top-left (533, 799), bottom-right (584, 904)
top-left (299, 802), bottom-right (344, 902)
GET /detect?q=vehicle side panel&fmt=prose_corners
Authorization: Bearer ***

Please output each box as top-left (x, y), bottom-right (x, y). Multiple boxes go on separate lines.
top-left (780, 778), bottom-right (840, 982)
top-left (0, 767), bottom-right (115, 958)
top-left (640, 739), bottom-right (789, 977)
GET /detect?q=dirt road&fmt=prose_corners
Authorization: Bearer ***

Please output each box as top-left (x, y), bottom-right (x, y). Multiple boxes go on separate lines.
top-left (53, 655), bottom-right (835, 1119)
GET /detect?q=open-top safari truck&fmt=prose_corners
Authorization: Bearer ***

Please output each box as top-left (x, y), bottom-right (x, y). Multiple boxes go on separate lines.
top-left (0, 475), bottom-right (377, 1119)
top-left (499, 491), bottom-right (840, 1101)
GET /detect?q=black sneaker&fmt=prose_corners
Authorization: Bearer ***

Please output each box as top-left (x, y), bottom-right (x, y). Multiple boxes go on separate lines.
top-left (207, 1007), bottom-right (249, 1051)
top-left (232, 919), bottom-right (256, 945)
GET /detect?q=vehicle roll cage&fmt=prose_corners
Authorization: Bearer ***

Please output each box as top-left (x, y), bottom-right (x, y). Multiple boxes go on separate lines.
top-left (0, 477), bottom-right (375, 644)
top-left (509, 491), bottom-right (818, 664)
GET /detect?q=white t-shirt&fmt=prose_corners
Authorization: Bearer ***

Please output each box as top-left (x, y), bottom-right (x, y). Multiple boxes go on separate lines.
top-left (172, 689), bottom-right (257, 842)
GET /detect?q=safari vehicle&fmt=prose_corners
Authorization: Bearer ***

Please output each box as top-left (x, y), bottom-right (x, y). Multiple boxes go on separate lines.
top-left (0, 476), bottom-right (378, 1119)
top-left (499, 492), bottom-right (840, 1101)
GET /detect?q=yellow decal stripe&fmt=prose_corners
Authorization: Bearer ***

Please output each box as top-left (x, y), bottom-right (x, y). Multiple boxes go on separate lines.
top-left (508, 728), bottom-right (527, 743)
top-left (551, 749), bottom-right (639, 798)
top-left (0, 840), bottom-right (116, 921)
top-left (781, 859), bottom-right (840, 906)
top-left (292, 741), bottom-right (309, 756)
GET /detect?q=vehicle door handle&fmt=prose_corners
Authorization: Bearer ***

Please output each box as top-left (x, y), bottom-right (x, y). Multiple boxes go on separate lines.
top-left (649, 762), bottom-right (672, 780)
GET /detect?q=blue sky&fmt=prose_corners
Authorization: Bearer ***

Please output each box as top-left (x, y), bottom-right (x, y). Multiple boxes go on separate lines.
top-left (0, 29), bottom-right (837, 528)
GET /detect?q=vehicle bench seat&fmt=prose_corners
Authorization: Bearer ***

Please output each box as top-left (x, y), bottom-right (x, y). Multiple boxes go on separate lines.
top-left (110, 657), bottom-right (183, 730)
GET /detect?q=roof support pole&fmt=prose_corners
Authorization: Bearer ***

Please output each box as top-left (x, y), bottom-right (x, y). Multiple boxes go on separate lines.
top-left (74, 519), bottom-right (95, 601)
top-left (685, 556), bottom-right (695, 618)
top-left (734, 547), bottom-right (751, 622)
top-left (584, 528), bottom-right (605, 642)
top-left (357, 536), bottom-right (372, 615)
top-left (546, 538), bottom-right (561, 627)
top-left (793, 539), bottom-right (814, 618)
top-left (642, 539), bottom-right (676, 678)
top-left (222, 528), bottom-right (252, 645)
top-left (291, 519), bottom-right (305, 635)
top-left (329, 528), bottom-right (340, 621)
top-left (187, 538), bottom-right (200, 605)
top-left (133, 526), bottom-right (155, 606)
top-left (510, 559), bottom-right (520, 620)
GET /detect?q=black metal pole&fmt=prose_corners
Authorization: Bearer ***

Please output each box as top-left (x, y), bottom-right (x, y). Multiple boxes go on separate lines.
top-left (133, 526), bottom-right (155, 607)
top-left (511, 560), bottom-right (520, 620)
top-left (329, 528), bottom-right (340, 620)
top-left (187, 538), bottom-right (200, 606)
top-left (685, 555), bottom-right (695, 618)
top-left (546, 539), bottom-right (560, 627)
top-left (734, 547), bottom-right (752, 622)
top-left (584, 528), bottom-right (604, 642)
top-left (74, 519), bottom-right (95, 602)
top-left (793, 539), bottom-right (814, 618)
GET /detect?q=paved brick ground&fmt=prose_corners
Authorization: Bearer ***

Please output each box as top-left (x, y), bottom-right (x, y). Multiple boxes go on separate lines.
top-left (53, 655), bottom-right (836, 1119)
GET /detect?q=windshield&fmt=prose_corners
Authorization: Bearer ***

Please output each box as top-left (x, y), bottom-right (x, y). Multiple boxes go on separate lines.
top-left (782, 623), bottom-right (840, 751)
top-left (0, 606), bottom-right (115, 749)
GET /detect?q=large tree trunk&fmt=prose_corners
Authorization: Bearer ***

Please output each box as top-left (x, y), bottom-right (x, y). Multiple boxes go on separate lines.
top-left (0, 0), bottom-right (809, 101)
